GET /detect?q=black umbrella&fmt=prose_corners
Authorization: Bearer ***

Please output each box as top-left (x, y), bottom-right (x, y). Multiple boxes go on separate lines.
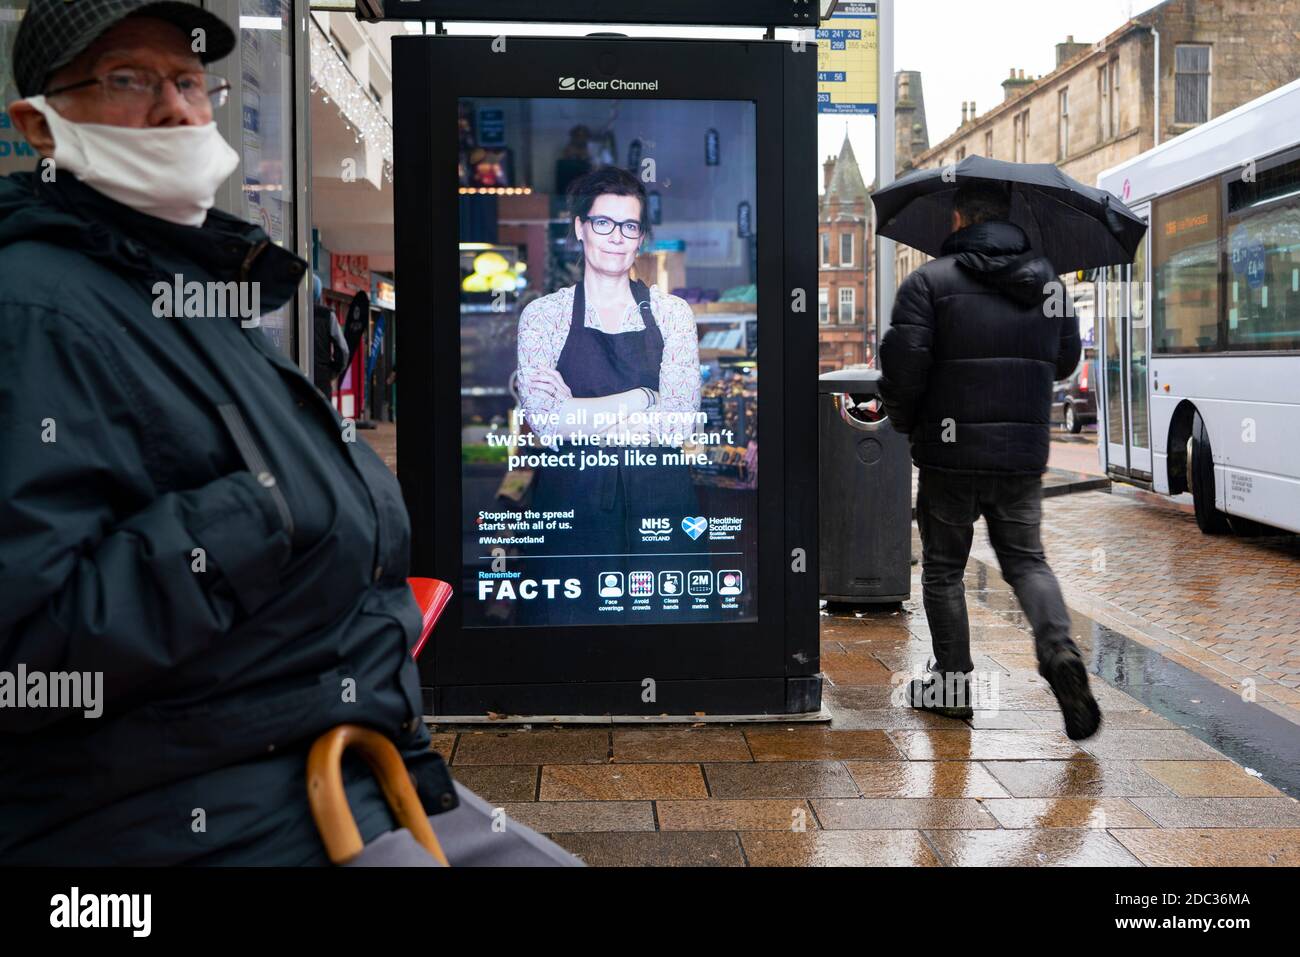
top-left (871, 155), bottom-right (1147, 273)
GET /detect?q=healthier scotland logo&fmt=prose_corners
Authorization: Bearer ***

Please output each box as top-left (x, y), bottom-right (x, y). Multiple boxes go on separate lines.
top-left (681, 516), bottom-right (708, 541)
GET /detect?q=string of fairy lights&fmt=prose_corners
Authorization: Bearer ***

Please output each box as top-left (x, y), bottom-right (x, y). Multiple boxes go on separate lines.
top-left (308, 21), bottom-right (394, 184)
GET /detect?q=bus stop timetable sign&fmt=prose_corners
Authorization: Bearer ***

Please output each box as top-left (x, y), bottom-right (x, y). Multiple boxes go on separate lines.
top-left (817, 1), bottom-right (878, 115)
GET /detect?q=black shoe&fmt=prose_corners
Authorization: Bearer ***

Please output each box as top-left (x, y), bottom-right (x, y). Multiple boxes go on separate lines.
top-left (1040, 647), bottom-right (1102, 740)
top-left (906, 661), bottom-right (974, 720)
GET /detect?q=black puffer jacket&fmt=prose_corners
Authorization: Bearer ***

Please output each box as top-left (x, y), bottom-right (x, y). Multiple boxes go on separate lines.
top-left (879, 221), bottom-right (1080, 475)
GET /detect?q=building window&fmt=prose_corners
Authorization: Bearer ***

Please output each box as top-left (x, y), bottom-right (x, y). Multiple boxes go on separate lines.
top-left (1175, 44), bottom-right (1211, 124)
top-left (1098, 65), bottom-right (1110, 141)
top-left (819, 288), bottom-right (830, 325)
top-left (1112, 57), bottom-right (1123, 135)
top-left (956, 146), bottom-right (966, 161)
top-left (1109, 58), bottom-right (1121, 135)
top-left (1057, 88), bottom-right (1070, 159)
top-left (840, 232), bottom-right (854, 267)
top-left (1013, 109), bottom-right (1029, 161)
top-left (984, 130), bottom-right (993, 158)
top-left (820, 232), bottom-right (830, 267)
top-left (838, 287), bottom-right (855, 324)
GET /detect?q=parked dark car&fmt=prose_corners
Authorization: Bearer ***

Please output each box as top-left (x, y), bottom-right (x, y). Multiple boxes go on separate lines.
top-left (1058, 350), bottom-right (1098, 433)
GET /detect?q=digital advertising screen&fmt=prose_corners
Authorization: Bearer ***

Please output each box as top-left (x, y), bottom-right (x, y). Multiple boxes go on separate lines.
top-left (457, 96), bottom-right (760, 629)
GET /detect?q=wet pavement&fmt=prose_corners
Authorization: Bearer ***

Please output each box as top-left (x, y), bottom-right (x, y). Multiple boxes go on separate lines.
top-left (968, 482), bottom-right (1300, 726)
top-left (426, 565), bottom-right (1300, 866)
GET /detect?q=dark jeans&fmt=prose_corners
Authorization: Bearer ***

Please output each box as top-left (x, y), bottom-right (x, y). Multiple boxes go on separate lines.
top-left (916, 468), bottom-right (1076, 676)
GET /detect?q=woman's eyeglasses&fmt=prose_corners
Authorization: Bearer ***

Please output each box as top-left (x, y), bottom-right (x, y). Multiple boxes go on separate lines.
top-left (583, 215), bottom-right (644, 240)
top-left (46, 68), bottom-right (231, 110)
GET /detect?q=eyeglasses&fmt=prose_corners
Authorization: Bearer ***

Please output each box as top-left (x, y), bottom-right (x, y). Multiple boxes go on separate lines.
top-left (583, 215), bottom-right (644, 240)
top-left (46, 68), bottom-right (231, 110)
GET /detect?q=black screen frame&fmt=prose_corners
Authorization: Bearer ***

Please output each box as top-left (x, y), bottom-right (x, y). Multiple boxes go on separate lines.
top-left (394, 35), bottom-right (818, 716)
top-left (368, 0), bottom-right (822, 28)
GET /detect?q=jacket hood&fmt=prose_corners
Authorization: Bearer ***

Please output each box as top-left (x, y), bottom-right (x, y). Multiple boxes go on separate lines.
top-left (941, 220), bottom-right (1059, 307)
top-left (0, 169), bottom-right (306, 313)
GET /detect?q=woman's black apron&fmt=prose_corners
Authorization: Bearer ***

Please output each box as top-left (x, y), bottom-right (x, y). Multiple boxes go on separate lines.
top-left (528, 279), bottom-right (701, 625)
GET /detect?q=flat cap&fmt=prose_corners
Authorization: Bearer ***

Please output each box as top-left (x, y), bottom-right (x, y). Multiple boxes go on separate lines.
top-left (12, 0), bottom-right (237, 97)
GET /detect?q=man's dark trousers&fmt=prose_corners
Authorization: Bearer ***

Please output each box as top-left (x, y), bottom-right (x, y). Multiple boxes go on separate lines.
top-left (916, 468), bottom-right (1077, 676)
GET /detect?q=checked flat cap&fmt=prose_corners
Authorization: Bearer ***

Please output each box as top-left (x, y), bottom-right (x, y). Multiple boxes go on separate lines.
top-left (12, 0), bottom-right (237, 97)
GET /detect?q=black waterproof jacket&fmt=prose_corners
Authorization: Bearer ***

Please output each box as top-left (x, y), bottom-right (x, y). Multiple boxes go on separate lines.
top-left (0, 170), bottom-right (448, 864)
top-left (879, 221), bottom-right (1081, 475)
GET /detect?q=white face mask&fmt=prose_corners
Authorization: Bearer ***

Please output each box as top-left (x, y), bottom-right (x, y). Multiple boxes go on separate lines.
top-left (25, 94), bottom-right (240, 227)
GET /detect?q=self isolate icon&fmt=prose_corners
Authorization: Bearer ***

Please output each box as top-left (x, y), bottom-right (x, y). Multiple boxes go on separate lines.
top-left (717, 570), bottom-right (743, 596)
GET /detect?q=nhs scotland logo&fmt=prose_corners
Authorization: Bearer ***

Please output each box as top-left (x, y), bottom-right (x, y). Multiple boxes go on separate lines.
top-left (681, 516), bottom-right (708, 541)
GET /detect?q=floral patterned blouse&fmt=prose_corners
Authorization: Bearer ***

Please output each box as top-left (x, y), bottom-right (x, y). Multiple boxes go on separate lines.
top-left (517, 283), bottom-right (701, 443)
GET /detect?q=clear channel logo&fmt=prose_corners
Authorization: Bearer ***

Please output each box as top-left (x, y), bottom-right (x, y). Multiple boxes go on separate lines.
top-left (558, 75), bottom-right (661, 92)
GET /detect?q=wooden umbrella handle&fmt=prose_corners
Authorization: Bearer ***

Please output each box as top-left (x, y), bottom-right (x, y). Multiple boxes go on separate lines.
top-left (307, 724), bottom-right (450, 866)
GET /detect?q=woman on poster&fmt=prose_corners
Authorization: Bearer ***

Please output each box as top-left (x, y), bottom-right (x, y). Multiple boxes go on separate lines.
top-left (516, 167), bottom-right (704, 621)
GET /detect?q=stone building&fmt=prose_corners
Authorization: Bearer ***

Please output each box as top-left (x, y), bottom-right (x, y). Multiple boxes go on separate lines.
top-left (893, 0), bottom-right (1300, 307)
top-left (818, 134), bottom-right (874, 372)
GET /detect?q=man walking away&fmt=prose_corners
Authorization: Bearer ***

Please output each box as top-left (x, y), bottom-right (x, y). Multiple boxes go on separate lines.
top-left (879, 182), bottom-right (1101, 740)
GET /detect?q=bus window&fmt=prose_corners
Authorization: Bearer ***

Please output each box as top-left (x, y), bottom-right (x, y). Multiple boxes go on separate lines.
top-left (1152, 179), bottom-right (1222, 353)
top-left (1226, 153), bottom-right (1300, 352)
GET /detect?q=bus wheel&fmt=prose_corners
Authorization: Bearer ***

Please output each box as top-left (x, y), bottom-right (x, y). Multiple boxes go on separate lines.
top-left (1065, 402), bottom-right (1082, 434)
top-left (1188, 411), bottom-right (1230, 535)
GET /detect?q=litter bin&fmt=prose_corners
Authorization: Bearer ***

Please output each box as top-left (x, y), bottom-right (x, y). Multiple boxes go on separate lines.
top-left (819, 369), bottom-right (911, 605)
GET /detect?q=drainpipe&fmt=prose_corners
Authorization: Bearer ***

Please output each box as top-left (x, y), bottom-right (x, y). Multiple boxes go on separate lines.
top-left (1152, 27), bottom-right (1160, 146)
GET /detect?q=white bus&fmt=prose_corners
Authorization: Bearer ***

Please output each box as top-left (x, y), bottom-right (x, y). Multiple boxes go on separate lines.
top-left (1096, 78), bottom-right (1300, 536)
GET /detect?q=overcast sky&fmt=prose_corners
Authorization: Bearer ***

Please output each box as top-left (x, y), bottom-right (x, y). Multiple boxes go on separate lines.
top-left (817, 0), bottom-right (1165, 188)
